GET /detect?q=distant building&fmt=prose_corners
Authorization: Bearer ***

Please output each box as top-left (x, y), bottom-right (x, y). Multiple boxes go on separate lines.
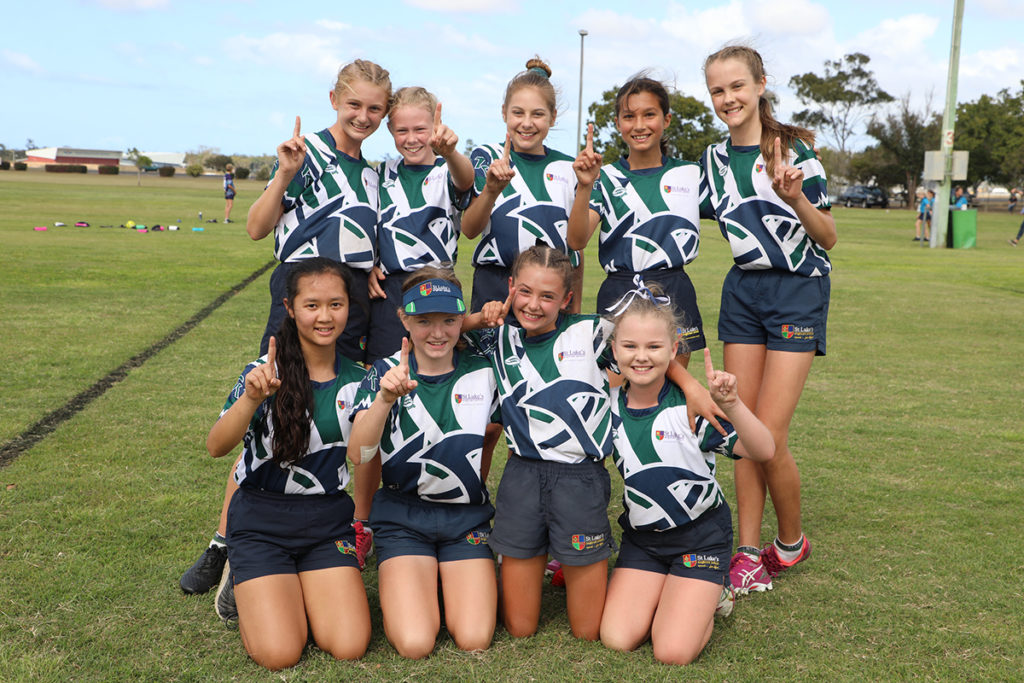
top-left (127, 152), bottom-right (186, 169)
top-left (27, 147), bottom-right (122, 167)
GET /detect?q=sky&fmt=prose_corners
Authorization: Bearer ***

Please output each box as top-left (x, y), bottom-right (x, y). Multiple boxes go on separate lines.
top-left (2, 0), bottom-right (1022, 162)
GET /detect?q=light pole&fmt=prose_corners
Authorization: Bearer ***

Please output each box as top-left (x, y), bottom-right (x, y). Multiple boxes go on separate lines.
top-left (576, 29), bottom-right (588, 152)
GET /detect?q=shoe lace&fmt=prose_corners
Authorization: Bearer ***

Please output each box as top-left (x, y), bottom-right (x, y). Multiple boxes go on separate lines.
top-left (760, 545), bottom-right (785, 577)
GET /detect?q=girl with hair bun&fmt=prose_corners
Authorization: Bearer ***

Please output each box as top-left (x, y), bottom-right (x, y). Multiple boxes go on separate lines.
top-left (700, 45), bottom-right (836, 597)
top-left (462, 57), bottom-right (585, 314)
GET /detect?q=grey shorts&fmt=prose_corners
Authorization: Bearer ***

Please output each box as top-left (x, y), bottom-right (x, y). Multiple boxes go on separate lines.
top-left (489, 454), bottom-right (613, 566)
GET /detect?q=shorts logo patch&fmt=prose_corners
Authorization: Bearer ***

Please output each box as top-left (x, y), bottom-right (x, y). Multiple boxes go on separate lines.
top-left (571, 533), bottom-right (605, 551)
top-left (465, 530), bottom-right (488, 545)
top-left (680, 553), bottom-right (721, 571)
top-left (781, 324), bottom-right (814, 340)
top-left (359, 336), bottom-right (367, 350)
top-left (336, 540), bottom-right (357, 556)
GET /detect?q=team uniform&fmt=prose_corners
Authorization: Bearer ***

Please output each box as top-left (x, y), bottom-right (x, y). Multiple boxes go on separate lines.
top-left (464, 314), bottom-right (616, 565)
top-left (353, 350), bottom-right (500, 563)
top-left (222, 351), bottom-right (366, 584)
top-left (259, 128), bottom-right (379, 362)
top-left (611, 380), bottom-right (739, 583)
top-left (916, 195), bottom-right (933, 222)
top-left (224, 170), bottom-right (236, 200)
top-left (468, 143), bottom-right (579, 311)
top-left (701, 139), bottom-right (831, 355)
top-left (589, 156), bottom-right (714, 350)
top-left (369, 157), bottom-right (471, 362)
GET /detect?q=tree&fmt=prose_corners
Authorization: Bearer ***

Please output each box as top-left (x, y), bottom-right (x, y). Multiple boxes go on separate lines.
top-left (206, 154), bottom-right (234, 172)
top-left (863, 94), bottom-right (941, 201)
top-left (586, 86), bottom-right (721, 163)
top-left (955, 82), bottom-right (1024, 188)
top-left (126, 148), bottom-right (153, 187)
top-left (789, 53), bottom-right (893, 156)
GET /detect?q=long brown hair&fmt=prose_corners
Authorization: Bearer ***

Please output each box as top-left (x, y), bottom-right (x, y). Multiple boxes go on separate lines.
top-left (704, 45), bottom-right (815, 175)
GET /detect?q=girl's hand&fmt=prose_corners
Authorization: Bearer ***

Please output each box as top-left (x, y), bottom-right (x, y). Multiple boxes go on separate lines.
top-left (480, 287), bottom-right (515, 327)
top-left (771, 137), bottom-right (804, 205)
top-left (485, 133), bottom-right (516, 194)
top-left (245, 336), bottom-right (281, 401)
top-left (429, 102), bottom-right (459, 159)
top-left (704, 348), bottom-right (738, 407)
top-left (276, 116), bottom-right (306, 179)
top-left (572, 123), bottom-right (603, 186)
top-left (379, 338), bottom-right (418, 403)
top-left (368, 266), bottom-right (387, 299)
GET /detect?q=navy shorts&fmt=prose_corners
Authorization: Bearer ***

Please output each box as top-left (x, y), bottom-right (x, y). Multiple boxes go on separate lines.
top-left (366, 271), bottom-right (409, 364)
top-left (596, 268), bottom-right (706, 352)
top-left (470, 265), bottom-right (512, 313)
top-left (615, 502), bottom-right (732, 585)
top-left (259, 261), bottom-right (371, 363)
top-left (718, 266), bottom-right (829, 356)
top-left (226, 487), bottom-right (360, 584)
top-left (490, 455), bottom-right (613, 566)
top-left (225, 190), bottom-right (236, 200)
top-left (369, 488), bottom-right (495, 564)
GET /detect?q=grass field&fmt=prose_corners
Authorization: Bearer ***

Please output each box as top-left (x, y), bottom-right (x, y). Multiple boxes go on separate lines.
top-left (1, 169), bottom-right (1023, 681)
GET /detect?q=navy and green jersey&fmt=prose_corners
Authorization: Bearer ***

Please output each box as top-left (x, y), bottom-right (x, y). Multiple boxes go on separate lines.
top-left (701, 138), bottom-right (831, 277)
top-left (223, 171), bottom-right (235, 191)
top-left (469, 143), bottom-right (580, 267)
top-left (271, 128), bottom-right (378, 269)
top-left (611, 381), bottom-right (738, 532)
top-left (353, 350), bottom-right (499, 504)
top-left (224, 352), bottom-right (366, 495)
top-left (464, 314), bottom-right (615, 464)
top-left (590, 157), bottom-right (714, 273)
top-left (377, 157), bottom-right (470, 275)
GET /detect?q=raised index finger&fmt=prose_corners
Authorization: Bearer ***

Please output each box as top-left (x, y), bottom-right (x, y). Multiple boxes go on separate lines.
top-left (503, 285), bottom-right (516, 314)
top-left (434, 102), bottom-right (443, 129)
top-left (703, 348), bottom-right (715, 382)
top-left (774, 136), bottom-right (783, 171)
top-left (293, 116), bottom-right (302, 139)
top-left (399, 337), bottom-right (410, 369)
top-left (585, 123), bottom-right (594, 152)
top-left (502, 133), bottom-right (512, 161)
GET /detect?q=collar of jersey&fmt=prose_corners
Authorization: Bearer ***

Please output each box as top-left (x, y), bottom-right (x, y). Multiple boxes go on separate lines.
top-left (309, 352), bottom-right (344, 390)
top-left (618, 155), bottom-right (667, 175)
top-left (320, 128), bottom-right (363, 163)
top-left (516, 313), bottom-right (565, 345)
top-left (620, 377), bottom-right (671, 418)
top-left (409, 348), bottom-right (459, 384)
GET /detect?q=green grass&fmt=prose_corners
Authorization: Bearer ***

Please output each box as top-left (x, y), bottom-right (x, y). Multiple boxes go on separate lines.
top-left (1, 169), bottom-right (1023, 680)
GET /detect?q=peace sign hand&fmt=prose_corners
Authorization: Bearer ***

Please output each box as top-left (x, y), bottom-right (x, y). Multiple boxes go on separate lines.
top-left (572, 123), bottom-right (603, 186)
top-left (379, 338), bottom-right (418, 403)
top-left (485, 133), bottom-right (516, 194)
top-left (276, 116), bottom-right (306, 178)
top-left (704, 348), bottom-right (738, 407)
top-left (480, 286), bottom-right (516, 327)
top-left (245, 336), bottom-right (281, 401)
top-left (771, 137), bottom-right (804, 205)
top-left (429, 102), bottom-right (459, 158)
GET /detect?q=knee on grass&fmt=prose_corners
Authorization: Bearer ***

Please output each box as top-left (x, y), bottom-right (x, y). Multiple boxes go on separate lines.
top-left (388, 629), bottom-right (438, 660)
top-left (245, 639), bottom-right (305, 671)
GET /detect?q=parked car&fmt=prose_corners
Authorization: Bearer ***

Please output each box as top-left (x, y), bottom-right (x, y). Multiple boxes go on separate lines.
top-left (838, 185), bottom-right (889, 208)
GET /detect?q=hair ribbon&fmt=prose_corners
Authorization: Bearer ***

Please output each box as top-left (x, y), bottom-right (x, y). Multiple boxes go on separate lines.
top-left (605, 274), bottom-right (671, 316)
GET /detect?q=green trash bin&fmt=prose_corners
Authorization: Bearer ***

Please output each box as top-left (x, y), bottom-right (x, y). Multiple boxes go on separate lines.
top-left (950, 209), bottom-right (977, 249)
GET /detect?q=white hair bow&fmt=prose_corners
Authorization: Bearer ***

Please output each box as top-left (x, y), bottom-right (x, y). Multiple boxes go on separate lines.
top-left (605, 274), bottom-right (671, 316)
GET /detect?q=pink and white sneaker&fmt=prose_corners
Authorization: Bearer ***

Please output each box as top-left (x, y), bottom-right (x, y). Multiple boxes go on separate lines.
top-left (760, 537), bottom-right (812, 577)
top-left (729, 552), bottom-right (773, 595)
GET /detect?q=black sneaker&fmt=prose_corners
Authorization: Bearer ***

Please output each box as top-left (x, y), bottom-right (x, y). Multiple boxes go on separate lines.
top-left (179, 544), bottom-right (227, 595)
top-left (215, 562), bottom-right (238, 627)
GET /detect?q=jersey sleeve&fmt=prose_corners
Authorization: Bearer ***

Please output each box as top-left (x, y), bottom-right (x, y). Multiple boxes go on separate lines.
top-left (696, 416), bottom-right (739, 459)
top-left (220, 358), bottom-right (271, 424)
top-left (589, 174), bottom-right (607, 216)
top-left (697, 165), bottom-right (715, 220)
top-left (793, 140), bottom-right (830, 210)
top-left (446, 164), bottom-right (473, 211)
top-left (593, 316), bottom-right (617, 372)
top-left (352, 359), bottom-right (391, 417)
top-left (462, 327), bottom-right (500, 357)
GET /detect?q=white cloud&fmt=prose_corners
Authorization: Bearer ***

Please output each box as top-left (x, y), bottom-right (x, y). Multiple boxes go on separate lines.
top-left (91, 0), bottom-right (169, 9)
top-left (226, 32), bottom-right (347, 80)
top-left (2, 49), bottom-right (44, 75)
top-left (403, 0), bottom-right (513, 11)
top-left (315, 19), bottom-right (350, 31)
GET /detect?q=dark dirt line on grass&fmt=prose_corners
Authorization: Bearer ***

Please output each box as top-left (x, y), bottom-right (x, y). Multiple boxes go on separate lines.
top-left (0, 260), bottom-right (276, 469)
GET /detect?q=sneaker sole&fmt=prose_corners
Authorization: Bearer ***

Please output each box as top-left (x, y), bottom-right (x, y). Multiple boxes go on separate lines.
top-left (214, 562), bottom-right (238, 628)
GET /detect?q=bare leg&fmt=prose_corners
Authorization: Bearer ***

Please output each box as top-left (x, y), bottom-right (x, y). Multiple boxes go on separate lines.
top-left (723, 343), bottom-right (768, 548)
top-left (234, 574), bottom-right (308, 670)
top-left (300, 566), bottom-right (371, 660)
top-left (499, 555), bottom-right (546, 637)
top-left (649, 575), bottom-right (720, 665)
top-left (440, 558), bottom-right (498, 651)
top-left (563, 560), bottom-right (608, 640)
top-left (600, 568), bottom-right (664, 651)
top-left (217, 455), bottom-right (242, 537)
top-left (378, 555), bottom-right (440, 658)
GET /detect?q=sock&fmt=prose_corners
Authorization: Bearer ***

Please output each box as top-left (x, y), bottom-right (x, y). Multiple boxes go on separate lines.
top-left (354, 518), bottom-right (372, 534)
top-left (773, 535), bottom-right (805, 563)
top-left (737, 545), bottom-right (760, 559)
top-left (209, 532), bottom-right (227, 549)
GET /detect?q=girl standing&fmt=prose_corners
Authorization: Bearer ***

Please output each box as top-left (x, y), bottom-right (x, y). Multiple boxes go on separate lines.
top-left (700, 46), bottom-right (836, 595)
top-left (600, 287), bottom-right (774, 665)
top-left (205, 258), bottom-right (370, 670)
top-left (349, 268), bottom-right (499, 658)
top-left (569, 75), bottom-right (713, 364)
top-left (462, 57), bottom-right (584, 313)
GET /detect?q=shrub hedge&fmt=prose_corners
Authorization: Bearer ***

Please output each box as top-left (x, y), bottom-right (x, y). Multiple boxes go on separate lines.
top-left (186, 164), bottom-right (203, 177)
top-left (45, 164), bottom-right (88, 173)
top-left (14, 162), bottom-right (27, 171)
top-left (0, 161), bottom-right (10, 170)
top-left (158, 166), bottom-right (175, 177)
top-left (235, 167), bottom-right (250, 180)
top-left (98, 165), bottom-right (120, 175)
